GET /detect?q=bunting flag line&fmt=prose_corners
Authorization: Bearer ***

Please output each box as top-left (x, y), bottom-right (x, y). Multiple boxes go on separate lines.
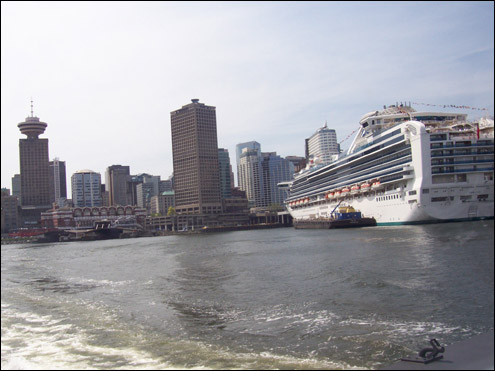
top-left (339, 101), bottom-right (490, 145)
top-left (339, 128), bottom-right (359, 144)
top-left (412, 102), bottom-right (489, 111)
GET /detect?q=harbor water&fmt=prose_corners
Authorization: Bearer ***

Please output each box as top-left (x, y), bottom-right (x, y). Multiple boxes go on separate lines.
top-left (2, 220), bottom-right (494, 369)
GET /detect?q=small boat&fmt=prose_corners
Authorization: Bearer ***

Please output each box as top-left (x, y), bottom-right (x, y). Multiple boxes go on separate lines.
top-left (372, 181), bottom-right (382, 189)
top-left (293, 205), bottom-right (376, 229)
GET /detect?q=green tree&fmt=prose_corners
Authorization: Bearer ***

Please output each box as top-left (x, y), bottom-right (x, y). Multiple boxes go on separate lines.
top-left (167, 206), bottom-right (176, 216)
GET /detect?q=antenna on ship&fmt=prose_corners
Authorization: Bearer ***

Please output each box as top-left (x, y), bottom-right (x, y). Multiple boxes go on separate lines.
top-left (397, 100), bottom-right (412, 120)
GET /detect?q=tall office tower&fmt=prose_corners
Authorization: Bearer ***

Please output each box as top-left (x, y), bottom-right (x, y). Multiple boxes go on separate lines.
top-left (306, 122), bottom-right (339, 165)
top-left (71, 170), bottom-right (102, 207)
top-left (105, 165), bottom-right (131, 206)
top-left (218, 148), bottom-right (232, 199)
top-left (159, 176), bottom-right (174, 193)
top-left (49, 158), bottom-right (67, 207)
top-left (11, 174), bottom-right (21, 204)
top-left (136, 182), bottom-right (154, 210)
top-left (1, 189), bottom-right (20, 233)
top-left (261, 152), bottom-right (294, 207)
top-left (285, 156), bottom-right (306, 174)
top-left (101, 184), bottom-right (110, 206)
top-left (236, 141), bottom-right (261, 187)
top-left (17, 103), bottom-right (51, 224)
top-left (170, 99), bottom-right (223, 214)
top-left (238, 148), bottom-right (264, 207)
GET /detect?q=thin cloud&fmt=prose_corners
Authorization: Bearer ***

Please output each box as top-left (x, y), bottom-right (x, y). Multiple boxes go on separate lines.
top-left (2, 2), bottom-right (493, 193)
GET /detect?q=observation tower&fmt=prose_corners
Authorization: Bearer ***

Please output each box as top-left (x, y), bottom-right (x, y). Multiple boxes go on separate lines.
top-left (18, 100), bottom-right (47, 138)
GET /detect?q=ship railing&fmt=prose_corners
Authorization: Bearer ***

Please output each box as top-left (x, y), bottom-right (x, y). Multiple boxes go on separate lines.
top-left (432, 167), bottom-right (494, 174)
top-left (431, 142), bottom-right (494, 149)
top-left (431, 159), bottom-right (494, 166)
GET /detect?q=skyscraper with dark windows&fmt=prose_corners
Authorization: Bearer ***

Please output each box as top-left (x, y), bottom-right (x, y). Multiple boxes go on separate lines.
top-left (218, 148), bottom-right (232, 199)
top-left (105, 165), bottom-right (131, 206)
top-left (49, 158), bottom-right (67, 207)
top-left (170, 99), bottom-right (223, 214)
top-left (17, 103), bottom-right (51, 225)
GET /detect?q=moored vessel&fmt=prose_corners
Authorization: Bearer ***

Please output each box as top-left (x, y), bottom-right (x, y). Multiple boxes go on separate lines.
top-left (293, 205), bottom-right (376, 229)
top-left (282, 104), bottom-right (494, 225)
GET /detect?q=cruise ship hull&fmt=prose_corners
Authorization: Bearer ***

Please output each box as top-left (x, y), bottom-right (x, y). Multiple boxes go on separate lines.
top-left (288, 191), bottom-right (494, 225)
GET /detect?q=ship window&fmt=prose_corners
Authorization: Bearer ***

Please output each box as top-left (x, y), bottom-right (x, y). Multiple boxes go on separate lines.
top-left (422, 188), bottom-right (429, 194)
top-left (484, 173), bottom-right (493, 181)
top-left (477, 194), bottom-right (488, 201)
top-left (433, 175), bottom-right (455, 184)
top-left (408, 190), bottom-right (417, 195)
top-left (432, 197), bottom-right (448, 202)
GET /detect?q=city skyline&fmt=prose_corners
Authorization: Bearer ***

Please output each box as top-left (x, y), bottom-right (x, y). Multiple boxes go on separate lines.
top-left (2, 2), bottom-right (494, 195)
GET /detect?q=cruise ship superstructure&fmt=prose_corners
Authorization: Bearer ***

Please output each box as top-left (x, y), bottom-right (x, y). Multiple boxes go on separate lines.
top-left (283, 104), bottom-right (494, 225)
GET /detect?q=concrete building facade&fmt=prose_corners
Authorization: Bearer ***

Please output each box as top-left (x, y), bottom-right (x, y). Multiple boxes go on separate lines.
top-left (105, 165), bottom-right (131, 206)
top-left (238, 148), bottom-right (264, 208)
top-left (71, 170), bottom-right (102, 207)
top-left (170, 99), bottom-right (222, 214)
top-left (306, 122), bottom-right (339, 165)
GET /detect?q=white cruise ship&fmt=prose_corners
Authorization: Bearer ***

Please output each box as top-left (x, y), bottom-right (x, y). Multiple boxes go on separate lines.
top-left (282, 104), bottom-right (494, 225)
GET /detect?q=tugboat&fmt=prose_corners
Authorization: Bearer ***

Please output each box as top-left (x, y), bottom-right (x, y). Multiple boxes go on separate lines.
top-left (293, 203), bottom-right (376, 229)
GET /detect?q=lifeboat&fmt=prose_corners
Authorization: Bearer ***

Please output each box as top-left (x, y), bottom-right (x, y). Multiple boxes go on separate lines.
top-left (351, 185), bottom-right (360, 194)
top-left (371, 181), bottom-right (382, 189)
top-left (334, 190), bottom-right (341, 197)
top-left (328, 192), bottom-right (335, 198)
top-left (360, 183), bottom-right (371, 192)
top-left (341, 187), bottom-right (350, 194)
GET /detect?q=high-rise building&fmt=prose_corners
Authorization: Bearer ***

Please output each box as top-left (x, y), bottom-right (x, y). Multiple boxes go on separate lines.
top-left (11, 174), bottom-right (21, 204)
top-left (49, 158), bottom-right (67, 207)
top-left (170, 99), bottom-right (222, 214)
top-left (17, 102), bottom-right (51, 225)
top-left (306, 122), bottom-right (339, 164)
top-left (261, 152), bottom-right (294, 207)
top-left (218, 148), bottom-right (232, 199)
top-left (105, 165), bottom-right (131, 206)
top-left (1, 189), bottom-right (20, 233)
top-left (71, 170), bottom-right (102, 207)
top-left (238, 147), bottom-right (264, 207)
top-left (150, 191), bottom-right (175, 216)
top-left (236, 141), bottom-right (261, 187)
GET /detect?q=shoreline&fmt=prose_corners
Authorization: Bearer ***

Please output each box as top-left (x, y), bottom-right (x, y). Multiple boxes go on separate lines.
top-left (1, 223), bottom-right (291, 245)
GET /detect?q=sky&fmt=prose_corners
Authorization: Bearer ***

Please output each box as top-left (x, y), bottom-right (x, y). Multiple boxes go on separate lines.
top-left (2, 1), bottom-right (494, 196)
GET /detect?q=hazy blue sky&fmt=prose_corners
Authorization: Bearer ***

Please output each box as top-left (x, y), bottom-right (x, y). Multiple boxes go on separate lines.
top-left (2, 1), bottom-right (494, 194)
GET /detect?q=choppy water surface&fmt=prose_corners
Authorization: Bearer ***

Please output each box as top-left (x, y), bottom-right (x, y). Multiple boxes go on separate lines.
top-left (2, 221), bottom-right (494, 369)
